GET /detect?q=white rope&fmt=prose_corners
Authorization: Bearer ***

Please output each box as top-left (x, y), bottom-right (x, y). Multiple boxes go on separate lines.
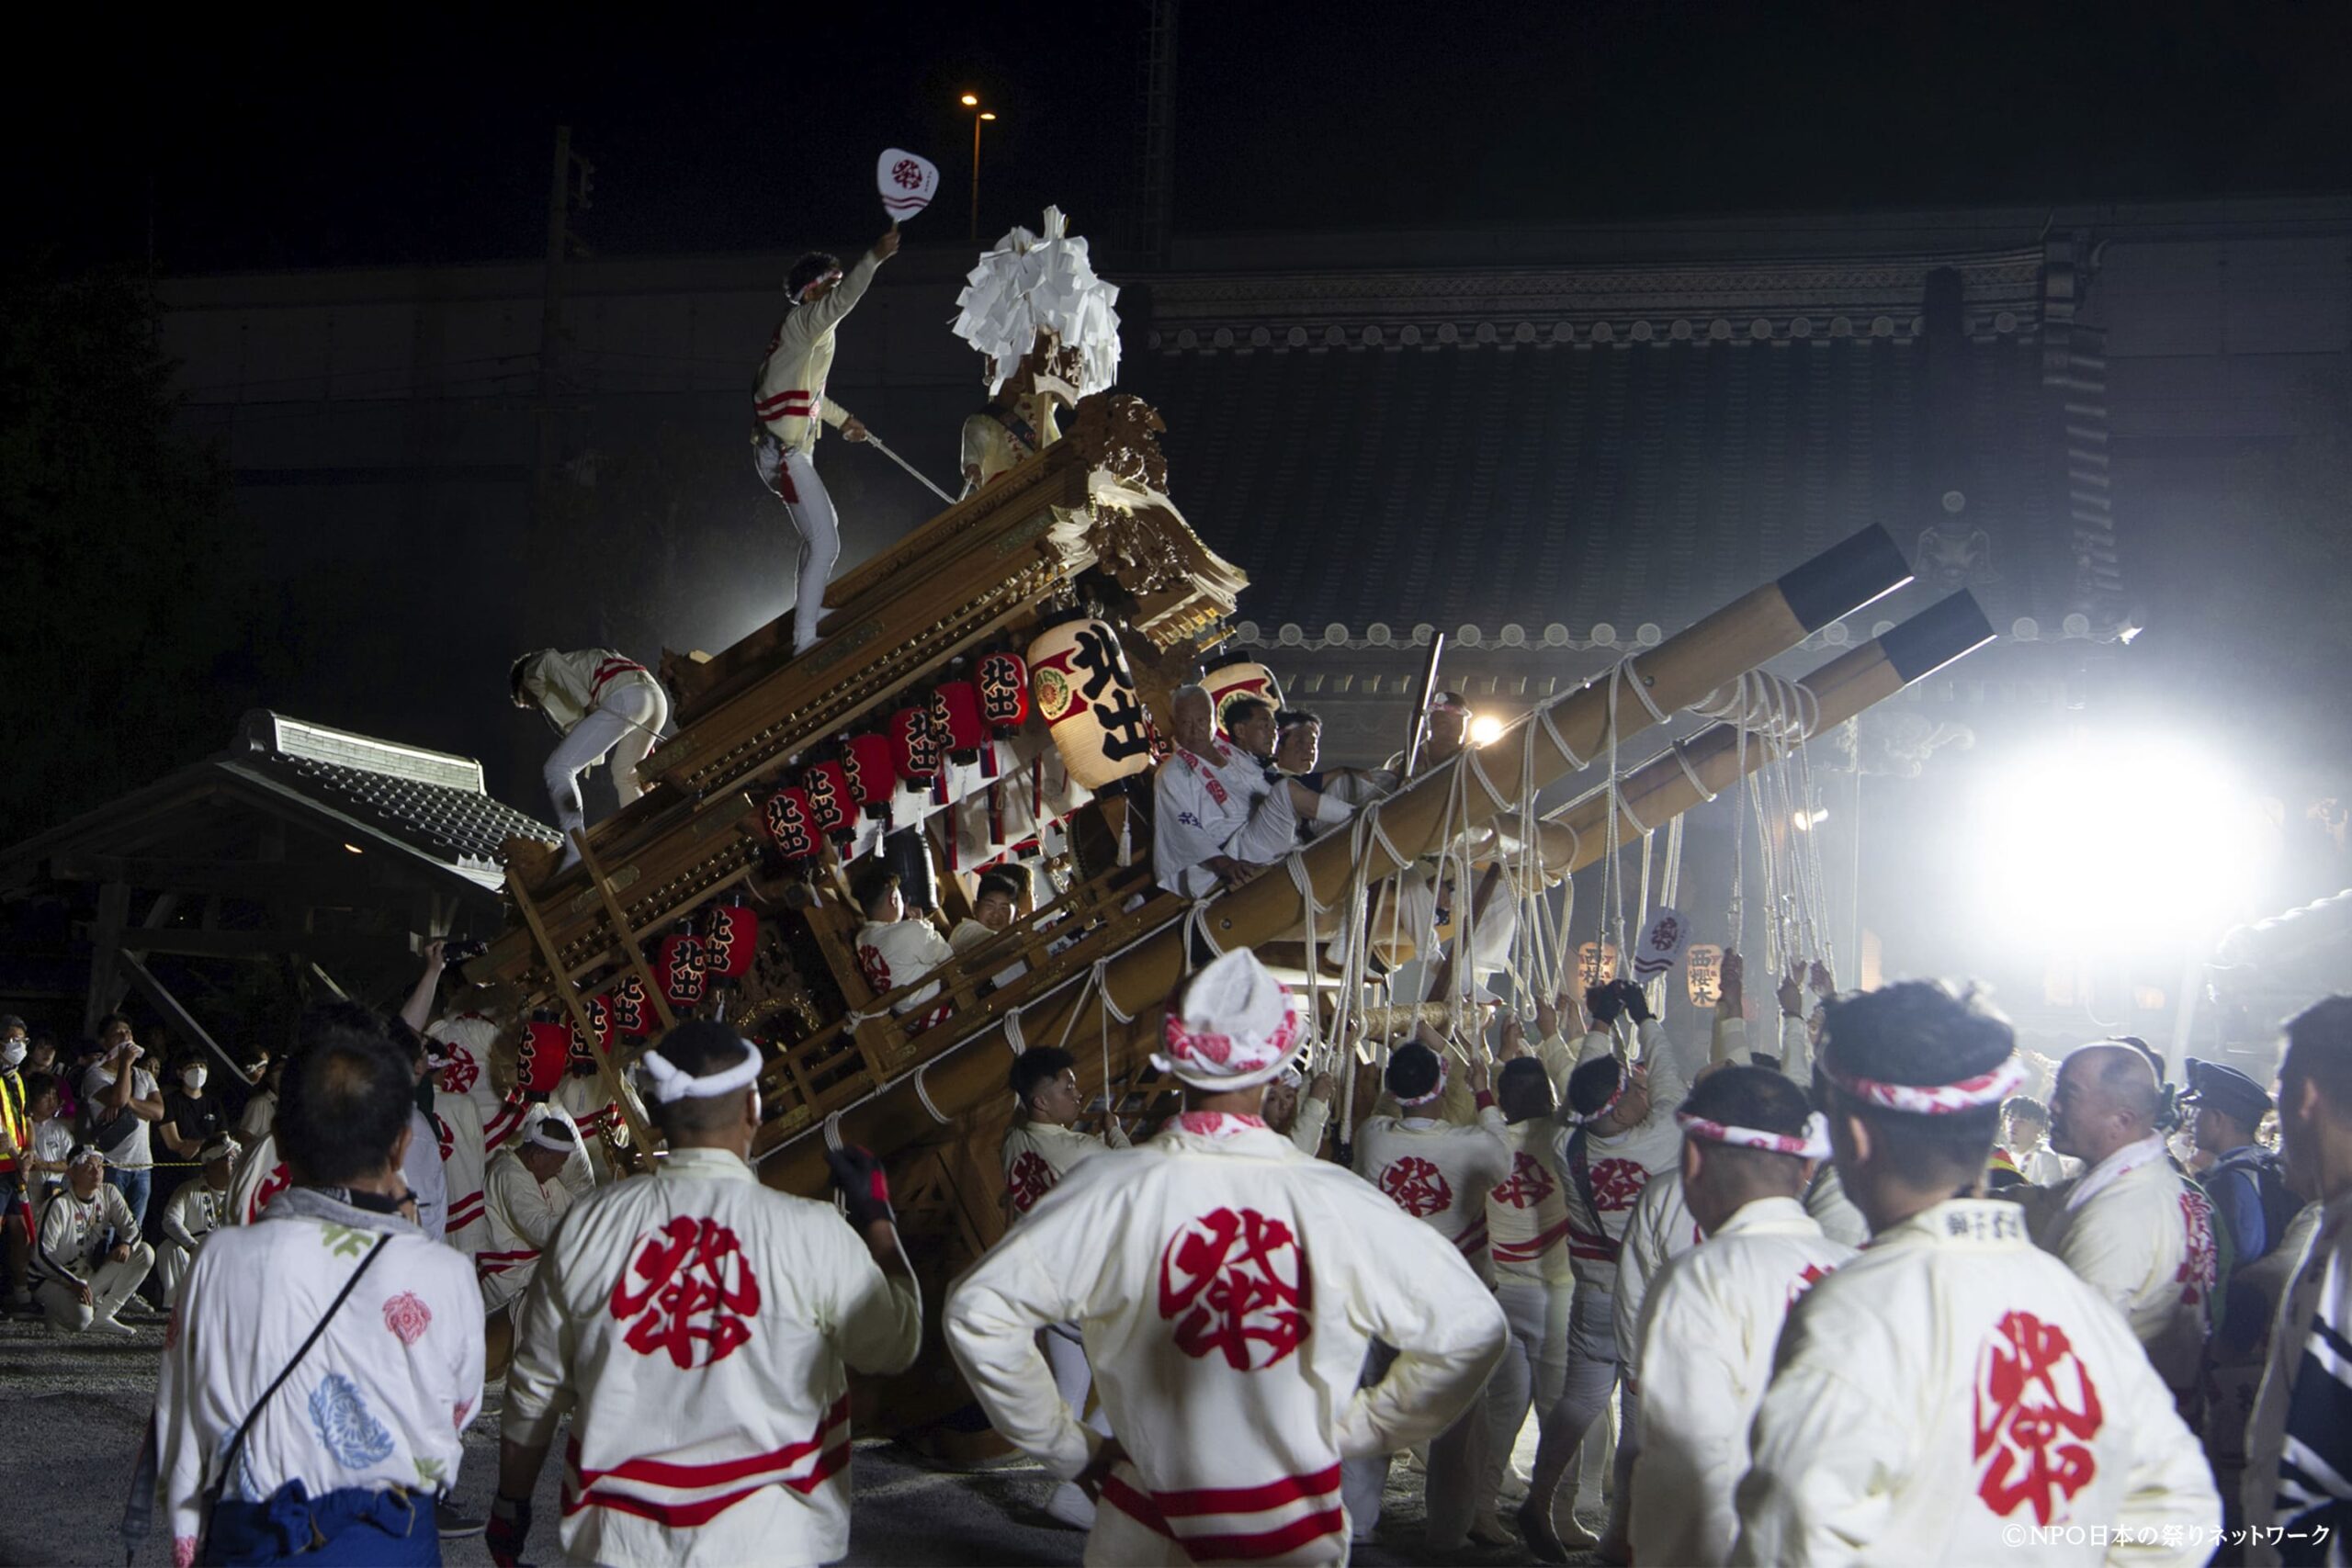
top-left (912, 1065), bottom-right (952, 1124)
top-left (1004, 1008), bottom-right (1027, 1055)
top-left (821, 1110), bottom-right (845, 1153)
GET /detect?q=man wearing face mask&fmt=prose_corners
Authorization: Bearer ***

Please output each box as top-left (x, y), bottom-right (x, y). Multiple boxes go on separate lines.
top-left (0, 1014), bottom-right (35, 1311)
top-left (155, 1054), bottom-right (229, 1225)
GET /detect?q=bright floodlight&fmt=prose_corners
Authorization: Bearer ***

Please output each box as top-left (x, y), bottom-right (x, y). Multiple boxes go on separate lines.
top-left (1469, 713), bottom-right (1506, 747)
top-left (960, 93), bottom-right (980, 107)
top-left (1971, 736), bottom-right (2274, 950)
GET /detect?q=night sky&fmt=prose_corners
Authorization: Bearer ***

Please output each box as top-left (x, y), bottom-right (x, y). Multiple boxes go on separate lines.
top-left (20, 2), bottom-right (2351, 274)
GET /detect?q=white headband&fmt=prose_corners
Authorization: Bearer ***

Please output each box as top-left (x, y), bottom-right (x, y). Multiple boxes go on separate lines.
top-left (68, 1145), bottom-right (106, 1170)
top-left (637, 1036), bottom-right (763, 1104)
top-left (525, 1121), bottom-right (579, 1155)
top-left (1678, 1111), bottom-right (1832, 1160)
top-left (1822, 1055), bottom-right (2027, 1116)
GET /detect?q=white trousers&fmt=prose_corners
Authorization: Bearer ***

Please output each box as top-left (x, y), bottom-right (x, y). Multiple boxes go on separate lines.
top-left (1527, 1287), bottom-right (1623, 1529)
top-left (1340, 1343), bottom-right (1490, 1548)
top-left (1487, 1278), bottom-right (1570, 1500)
top-left (39, 1244), bottom-right (153, 1332)
top-left (543, 680), bottom-right (670, 840)
top-left (1044, 1323), bottom-right (1114, 1438)
top-left (156, 1238), bottom-right (195, 1303)
top-left (756, 439), bottom-right (841, 656)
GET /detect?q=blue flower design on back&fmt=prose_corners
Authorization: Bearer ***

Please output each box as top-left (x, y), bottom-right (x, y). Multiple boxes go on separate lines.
top-left (308, 1372), bottom-right (395, 1469)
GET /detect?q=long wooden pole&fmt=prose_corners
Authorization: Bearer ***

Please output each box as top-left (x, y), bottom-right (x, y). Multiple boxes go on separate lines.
top-left (759, 525), bottom-right (1914, 1191)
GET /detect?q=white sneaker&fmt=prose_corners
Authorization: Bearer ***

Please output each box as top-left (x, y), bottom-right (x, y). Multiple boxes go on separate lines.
top-left (1044, 1482), bottom-right (1097, 1529)
top-left (88, 1314), bottom-right (137, 1337)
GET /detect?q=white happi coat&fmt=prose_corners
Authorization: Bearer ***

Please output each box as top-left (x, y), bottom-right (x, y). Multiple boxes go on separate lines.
top-left (36, 1179), bottom-right (138, 1282)
top-left (519, 648), bottom-right (662, 737)
top-left (1489, 1119), bottom-right (1575, 1286)
top-left (228, 1131), bottom-right (292, 1224)
top-left (2026, 1134), bottom-right (2217, 1398)
top-left (948, 1113), bottom-right (1508, 1566)
top-left (1001, 1120), bottom-right (1123, 1218)
top-left (1287, 1094), bottom-right (1332, 1158)
top-left (504, 1146), bottom-right (920, 1568)
top-left (426, 1010), bottom-right (507, 1127)
top-left (433, 1089), bottom-right (488, 1254)
top-left (1804, 1161), bottom-right (1872, 1248)
top-left (553, 1070), bottom-right (630, 1183)
top-left (1154, 741), bottom-right (1291, 897)
top-left (855, 917), bottom-right (956, 1017)
top-left (2243, 1193), bottom-right (2352, 1565)
top-left (2015, 1139), bottom-right (2078, 1186)
top-left (752, 251), bottom-right (878, 456)
top-left (1629, 1195), bottom-right (1854, 1565)
top-left (159, 1178), bottom-right (233, 1274)
top-left (154, 1203), bottom-right (483, 1560)
top-left (1550, 1020), bottom-right (1707, 1295)
top-left (480, 1146), bottom-right (582, 1313)
top-left (1611, 1166), bottom-right (1705, 1369)
top-left (1731, 1198), bottom-right (2218, 1566)
top-left (1355, 1103), bottom-right (1511, 1283)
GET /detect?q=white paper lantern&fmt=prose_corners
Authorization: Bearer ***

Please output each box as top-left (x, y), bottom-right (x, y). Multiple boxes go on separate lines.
top-left (1028, 617), bottom-right (1156, 790)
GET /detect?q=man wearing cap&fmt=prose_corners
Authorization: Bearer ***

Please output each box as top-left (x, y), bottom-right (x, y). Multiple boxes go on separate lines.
top-left (154, 1134), bottom-right (236, 1302)
top-left (946, 947), bottom-right (1508, 1566)
top-left (753, 228), bottom-right (900, 659)
top-left (34, 1145), bottom-right (153, 1334)
top-left (1520, 979), bottom-right (1712, 1561)
top-left (1155, 686), bottom-right (1351, 897)
top-left (1626, 1066), bottom-right (1854, 1565)
top-left (1731, 983), bottom-right (2217, 1565)
top-left (2029, 1042), bottom-right (2219, 1414)
top-left (491, 1021), bottom-right (921, 1568)
top-left (1344, 1023), bottom-right (1510, 1550)
top-left (2186, 1057), bottom-right (2291, 1272)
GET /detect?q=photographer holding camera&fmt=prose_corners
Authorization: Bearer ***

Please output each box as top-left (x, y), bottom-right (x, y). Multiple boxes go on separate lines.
top-left (80, 1013), bottom-right (164, 1229)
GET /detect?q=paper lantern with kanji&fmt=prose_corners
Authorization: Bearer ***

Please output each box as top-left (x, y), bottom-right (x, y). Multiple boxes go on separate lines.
top-left (1028, 617), bottom-right (1155, 791)
top-left (1205, 660), bottom-right (1284, 737)
top-left (703, 902), bottom-right (761, 981)
top-left (889, 703), bottom-right (944, 789)
top-left (518, 1020), bottom-right (570, 1096)
top-left (1576, 941), bottom-right (1622, 988)
top-left (842, 732), bottom-right (897, 818)
top-left (802, 761), bottom-right (854, 839)
top-left (759, 785), bottom-right (819, 862)
top-left (977, 651), bottom-right (1030, 730)
top-left (567, 992), bottom-right (613, 1065)
top-left (933, 681), bottom-right (987, 759)
top-left (1686, 944), bottom-right (1725, 1009)
top-left (611, 975), bottom-right (653, 1041)
top-left (657, 932), bottom-right (708, 1010)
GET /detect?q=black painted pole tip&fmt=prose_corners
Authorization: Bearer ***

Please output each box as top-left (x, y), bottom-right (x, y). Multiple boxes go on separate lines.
top-left (1776, 525), bottom-right (1914, 634)
top-left (1880, 592), bottom-right (1997, 684)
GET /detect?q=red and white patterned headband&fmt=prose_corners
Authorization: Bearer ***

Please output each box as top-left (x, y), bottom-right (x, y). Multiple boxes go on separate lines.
top-left (1678, 1111), bottom-right (1831, 1160)
top-left (1154, 993), bottom-right (1303, 1090)
top-left (1820, 1055), bottom-right (2026, 1116)
top-left (1396, 1054), bottom-right (1449, 1109)
top-left (1564, 1064), bottom-right (1627, 1127)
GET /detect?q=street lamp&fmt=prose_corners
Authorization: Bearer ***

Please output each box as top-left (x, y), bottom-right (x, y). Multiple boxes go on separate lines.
top-left (960, 94), bottom-right (998, 242)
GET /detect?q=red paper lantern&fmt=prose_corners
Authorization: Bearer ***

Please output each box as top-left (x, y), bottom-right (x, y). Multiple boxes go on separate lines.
top-left (611, 975), bottom-right (652, 1040)
top-left (703, 902), bottom-right (761, 980)
top-left (890, 703), bottom-right (944, 788)
top-left (842, 732), bottom-right (897, 819)
top-left (978, 652), bottom-right (1030, 729)
top-left (657, 932), bottom-right (708, 1010)
top-left (803, 761), bottom-right (854, 838)
top-left (568, 992), bottom-right (613, 1065)
top-left (933, 681), bottom-right (987, 756)
top-left (518, 1021), bottom-right (570, 1096)
top-left (759, 786), bottom-right (819, 861)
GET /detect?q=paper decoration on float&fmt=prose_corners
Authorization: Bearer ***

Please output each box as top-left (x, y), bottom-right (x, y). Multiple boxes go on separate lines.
top-left (950, 206), bottom-right (1123, 398)
top-left (876, 149), bottom-right (940, 222)
top-left (1029, 616), bottom-right (1156, 791)
top-left (1631, 906), bottom-right (1692, 981)
top-left (1577, 941), bottom-right (1621, 988)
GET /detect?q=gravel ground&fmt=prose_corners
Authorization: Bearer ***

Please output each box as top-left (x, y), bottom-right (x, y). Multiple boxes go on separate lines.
top-left (0, 1309), bottom-right (1600, 1566)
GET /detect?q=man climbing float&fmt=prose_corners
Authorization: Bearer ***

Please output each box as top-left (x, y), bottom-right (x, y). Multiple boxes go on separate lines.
top-left (511, 648), bottom-right (670, 870)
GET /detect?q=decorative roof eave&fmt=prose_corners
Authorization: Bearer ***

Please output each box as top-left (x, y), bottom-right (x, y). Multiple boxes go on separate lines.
top-left (1145, 247), bottom-right (2048, 355)
top-left (1225, 612), bottom-right (2120, 658)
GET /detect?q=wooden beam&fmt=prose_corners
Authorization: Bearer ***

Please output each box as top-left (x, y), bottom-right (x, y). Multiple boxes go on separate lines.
top-left (118, 950), bottom-right (257, 1086)
top-left (84, 882), bottom-right (130, 1037)
top-left (507, 839), bottom-right (658, 1162)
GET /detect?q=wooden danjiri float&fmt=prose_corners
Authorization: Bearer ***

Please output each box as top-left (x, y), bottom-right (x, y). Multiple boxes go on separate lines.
top-left (467, 351), bottom-right (1995, 1441)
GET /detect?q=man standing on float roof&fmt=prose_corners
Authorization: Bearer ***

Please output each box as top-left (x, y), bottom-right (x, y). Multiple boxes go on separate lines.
top-left (753, 225), bottom-right (900, 658)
